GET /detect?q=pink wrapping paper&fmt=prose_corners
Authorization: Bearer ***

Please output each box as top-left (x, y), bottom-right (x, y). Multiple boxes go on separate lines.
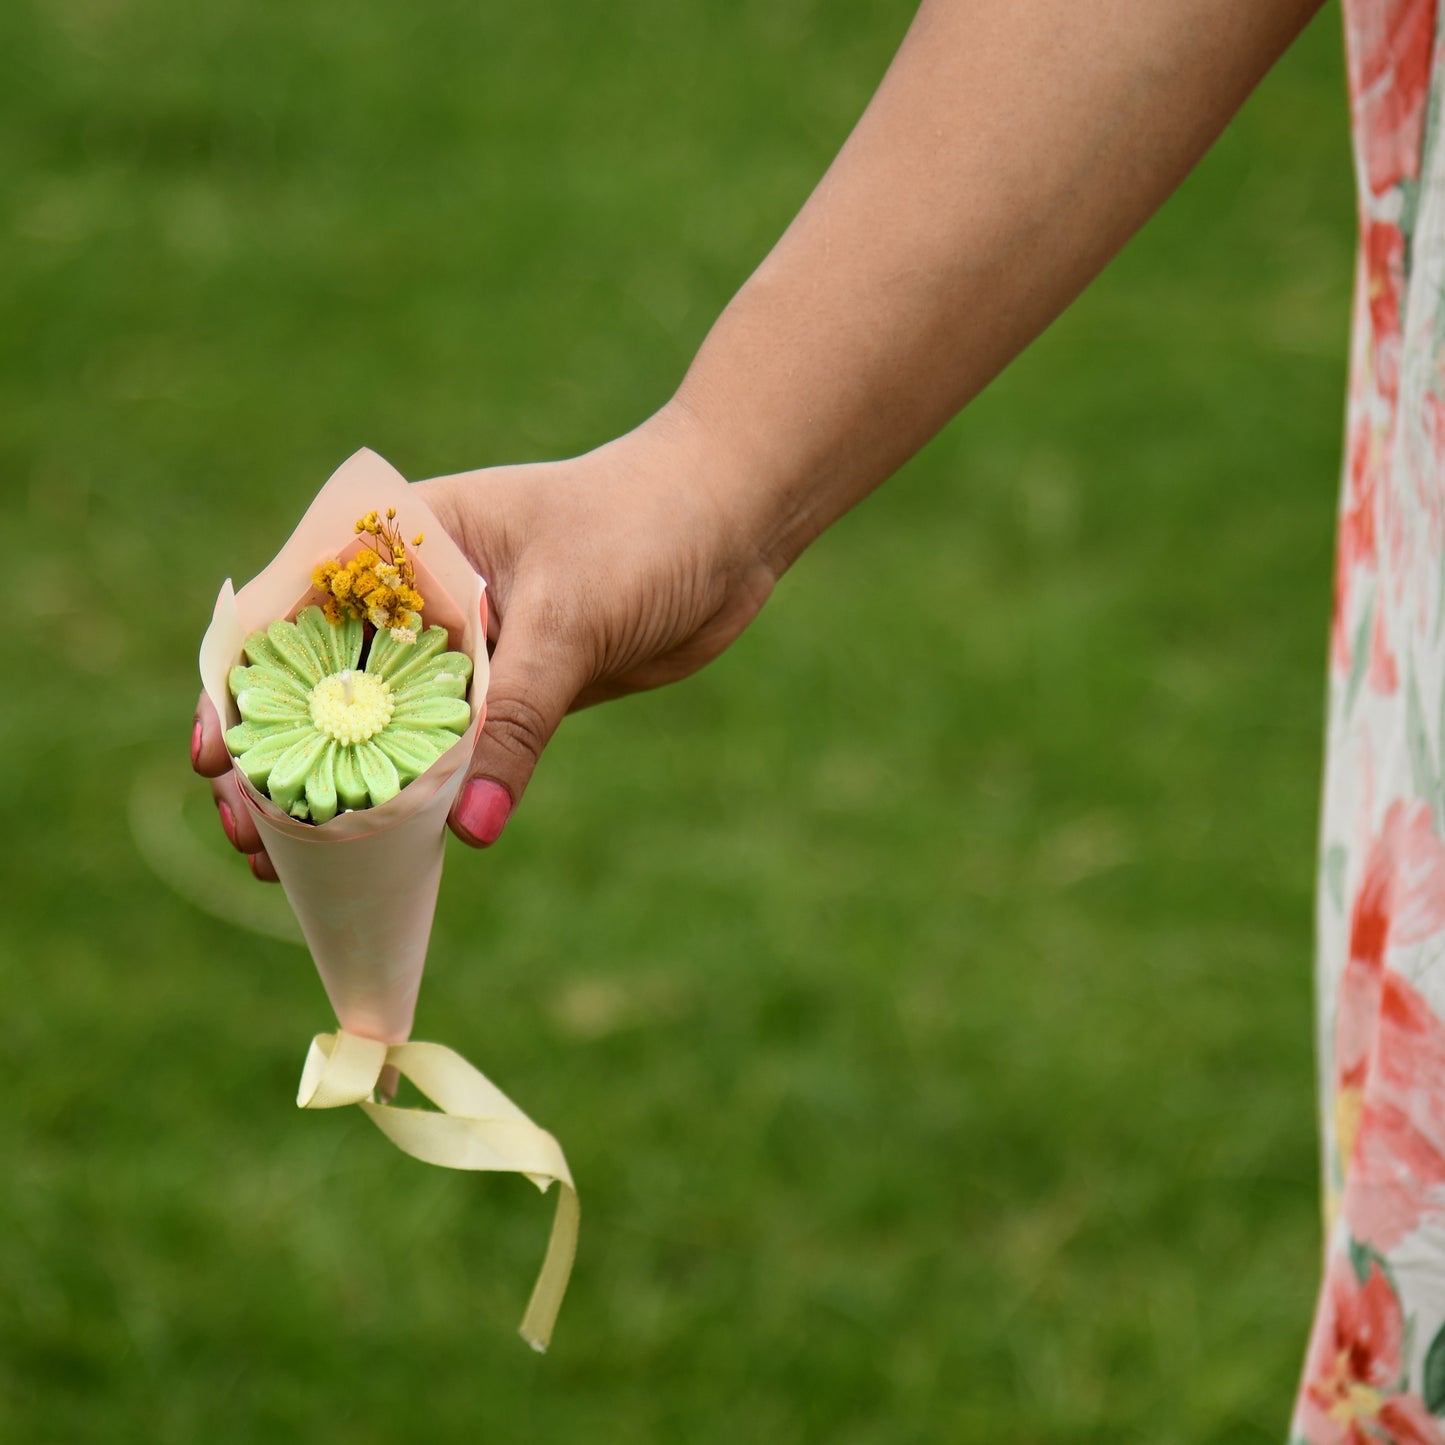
top-left (197, 452), bottom-right (577, 1352)
top-left (199, 448), bottom-right (489, 1043)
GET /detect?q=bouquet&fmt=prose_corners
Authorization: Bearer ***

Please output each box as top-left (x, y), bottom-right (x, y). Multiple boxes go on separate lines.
top-left (198, 448), bottom-right (576, 1350)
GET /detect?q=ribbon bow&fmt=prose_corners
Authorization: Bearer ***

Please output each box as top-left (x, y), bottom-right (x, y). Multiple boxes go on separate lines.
top-left (297, 1030), bottom-right (578, 1351)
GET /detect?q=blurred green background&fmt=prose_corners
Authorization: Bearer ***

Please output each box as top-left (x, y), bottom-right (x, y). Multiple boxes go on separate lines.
top-left (1, 2), bottom-right (1350, 1441)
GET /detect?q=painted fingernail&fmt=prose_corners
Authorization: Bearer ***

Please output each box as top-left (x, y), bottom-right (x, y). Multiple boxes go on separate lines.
top-left (191, 717), bottom-right (203, 768)
top-left (455, 778), bottom-right (512, 846)
top-left (248, 853), bottom-right (275, 882)
top-left (217, 799), bottom-right (238, 848)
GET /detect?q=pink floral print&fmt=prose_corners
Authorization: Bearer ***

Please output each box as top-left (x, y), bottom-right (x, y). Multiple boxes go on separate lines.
top-left (1300, 1256), bottom-right (1442, 1445)
top-left (1296, 2), bottom-right (1445, 1439)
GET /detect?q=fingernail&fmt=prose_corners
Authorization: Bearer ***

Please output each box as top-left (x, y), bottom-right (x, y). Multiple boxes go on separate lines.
top-left (217, 799), bottom-right (237, 848)
top-left (456, 778), bottom-right (512, 846)
top-left (191, 717), bottom-right (203, 768)
top-left (248, 853), bottom-right (273, 882)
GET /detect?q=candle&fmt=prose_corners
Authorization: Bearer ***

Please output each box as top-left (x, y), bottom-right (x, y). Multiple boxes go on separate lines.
top-left (225, 605), bottom-right (473, 822)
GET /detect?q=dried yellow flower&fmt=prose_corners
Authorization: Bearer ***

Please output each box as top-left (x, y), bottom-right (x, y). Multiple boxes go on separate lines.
top-left (312, 508), bottom-right (428, 642)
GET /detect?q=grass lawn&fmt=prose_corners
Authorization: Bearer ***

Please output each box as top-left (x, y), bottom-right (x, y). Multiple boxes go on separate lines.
top-left (2, 3), bottom-right (1350, 1441)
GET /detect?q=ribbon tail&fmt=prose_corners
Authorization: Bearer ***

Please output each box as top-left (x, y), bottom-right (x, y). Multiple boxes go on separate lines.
top-left (297, 1029), bottom-right (578, 1349)
top-left (520, 1178), bottom-right (580, 1353)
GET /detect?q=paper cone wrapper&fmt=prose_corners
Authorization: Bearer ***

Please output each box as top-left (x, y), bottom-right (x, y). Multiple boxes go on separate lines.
top-left (199, 449), bottom-right (489, 1043)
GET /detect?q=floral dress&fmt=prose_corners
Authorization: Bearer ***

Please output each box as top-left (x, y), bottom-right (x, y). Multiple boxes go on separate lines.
top-left (1294, 2), bottom-right (1445, 1439)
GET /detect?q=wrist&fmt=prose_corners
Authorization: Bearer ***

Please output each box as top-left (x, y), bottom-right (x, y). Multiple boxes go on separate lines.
top-left (642, 384), bottom-right (823, 584)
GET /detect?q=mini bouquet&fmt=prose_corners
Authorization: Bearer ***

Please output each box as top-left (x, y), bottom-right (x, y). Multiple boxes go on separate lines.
top-left (199, 449), bottom-right (576, 1350)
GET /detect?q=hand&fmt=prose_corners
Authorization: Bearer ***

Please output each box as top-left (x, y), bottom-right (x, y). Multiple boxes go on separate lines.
top-left (190, 405), bottom-right (779, 871)
top-left (192, 691), bottom-right (281, 880)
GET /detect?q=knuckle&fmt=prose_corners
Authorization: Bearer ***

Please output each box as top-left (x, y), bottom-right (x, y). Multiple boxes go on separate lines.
top-left (484, 694), bottom-right (553, 763)
top-left (530, 587), bottom-right (592, 651)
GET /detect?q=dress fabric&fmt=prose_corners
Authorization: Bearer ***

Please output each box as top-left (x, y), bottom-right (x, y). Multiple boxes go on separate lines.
top-left (1293, 2), bottom-right (1445, 1440)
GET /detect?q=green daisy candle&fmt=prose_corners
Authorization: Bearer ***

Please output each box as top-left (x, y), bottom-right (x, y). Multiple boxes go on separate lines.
top-left (224, 606), bottom-right (473, 822)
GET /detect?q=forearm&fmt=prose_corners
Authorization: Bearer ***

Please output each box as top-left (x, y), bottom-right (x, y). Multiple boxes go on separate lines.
top-left (669, 0), bottom-right (1327, 572)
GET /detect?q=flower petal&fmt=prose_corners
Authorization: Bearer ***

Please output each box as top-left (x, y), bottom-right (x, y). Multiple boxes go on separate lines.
top-left (366, 624), bottom-right (450, 684)
top-left (374, 726), bottom-right (455, 784)
top-left (336, 616), bottom-right (364, 671)
top-left (266, 731), bottom-right (332, 815)
top-left (389, 695), bottom-right (472, 732)
top-left (266, 618), bottom-right (325, 687)
top-left (295, 606), bottom-right (340, 674)
top-left (333, 746), bottom-right (370, 810)
top-left (229, 662), bottom-right (309, 704)
top-left (241, 630), bottom-right (284, 669)
top-left (388, 652), bottom-right (474, 702)
top-left (354, 741), bottom-right (401, 806)
top-left (225, 719), bottom-right (308, 755)
top-left (304, 741), bottom-right (339, 824)
top-left (297, 605), bottom-right (361, 675)
top-left (233, 725), bottom-right (317, 791)
top-left (235, 685), bottom-right (310, 726)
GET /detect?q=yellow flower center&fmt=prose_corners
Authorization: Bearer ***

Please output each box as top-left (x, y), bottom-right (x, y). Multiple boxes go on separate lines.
top-left (308, 669), bottom-right (394, 746)
top-left (1328, 1377), bottom-right (1384, 1424)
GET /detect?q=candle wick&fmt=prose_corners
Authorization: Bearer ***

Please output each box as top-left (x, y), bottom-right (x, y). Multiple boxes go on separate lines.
top-left (341, 670), bottom-right (354, 706)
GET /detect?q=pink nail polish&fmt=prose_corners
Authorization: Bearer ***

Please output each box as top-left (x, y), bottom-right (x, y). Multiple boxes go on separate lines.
top-left (217, 799), bottom-right (237, 848)
top-left (191, 717), bottom-right (203, 768)
top-left (456, 779), bottom-right (512, 846)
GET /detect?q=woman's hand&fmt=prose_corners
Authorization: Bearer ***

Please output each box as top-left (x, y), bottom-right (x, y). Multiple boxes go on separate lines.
top-left (190, 405), bottom-right (780, 871)
top-left (419, 406), bottom-right (779, 843)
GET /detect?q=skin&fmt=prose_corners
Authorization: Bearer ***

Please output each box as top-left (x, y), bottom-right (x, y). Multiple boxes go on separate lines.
top-left (193, 0), bottom-right (1329, 876)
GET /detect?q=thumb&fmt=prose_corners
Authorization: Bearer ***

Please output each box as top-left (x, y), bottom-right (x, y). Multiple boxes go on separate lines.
top-left (450, 598), bottom-right (587, 848)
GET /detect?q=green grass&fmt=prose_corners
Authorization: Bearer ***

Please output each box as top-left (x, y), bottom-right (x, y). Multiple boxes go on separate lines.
top-left (1, 3), bottom-right (1349, 1441)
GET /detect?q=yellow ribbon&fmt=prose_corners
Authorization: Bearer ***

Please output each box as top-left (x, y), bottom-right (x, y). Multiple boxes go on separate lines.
top-left (297, 1029), bottom-right (578, 1352)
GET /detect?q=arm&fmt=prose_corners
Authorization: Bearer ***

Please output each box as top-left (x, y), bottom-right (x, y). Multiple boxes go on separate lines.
top-left (674, 0), bottom-right (1327, 572)
top-left (195, 0), bottom-right (1327, 866)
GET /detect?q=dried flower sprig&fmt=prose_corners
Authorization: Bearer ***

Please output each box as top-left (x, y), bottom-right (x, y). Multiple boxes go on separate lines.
top-left (312, 507), bottom-right (426, 644)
